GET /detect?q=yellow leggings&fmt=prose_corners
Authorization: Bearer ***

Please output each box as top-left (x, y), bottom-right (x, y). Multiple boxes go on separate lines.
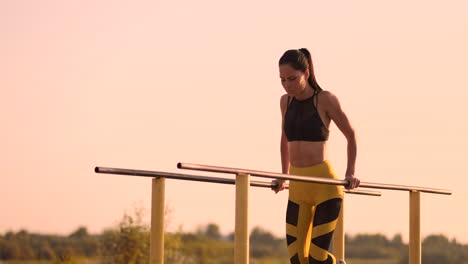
top-left (286, 161), bottom-right (344, 264)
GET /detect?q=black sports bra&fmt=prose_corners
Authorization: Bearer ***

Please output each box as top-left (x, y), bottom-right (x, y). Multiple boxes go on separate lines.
top-left (283, 92), bottom-right (329, 142)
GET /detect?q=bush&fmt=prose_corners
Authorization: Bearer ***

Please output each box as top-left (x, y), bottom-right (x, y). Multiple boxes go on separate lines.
top-left (100, 207), bottom-right (150, 264)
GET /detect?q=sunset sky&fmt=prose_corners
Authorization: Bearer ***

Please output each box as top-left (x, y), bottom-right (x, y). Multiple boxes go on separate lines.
top-left (2, 0), bottom-right (467, 243)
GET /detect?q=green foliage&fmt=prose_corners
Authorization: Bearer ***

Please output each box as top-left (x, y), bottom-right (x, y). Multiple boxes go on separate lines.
top-left (204, 223), bottom-right (222, 240)
top-left (250, 227), bottom-right (287, 259)
top-left (0, 228), bottom-right (99, 262)
top-left (69, 227), bottom-right (88, 239)
top-left (398, 234), bottom-right (467, 264)
top-left (0, 238), bottom-right (21, 259)
top-left (2, 217), bottom-right (468, 264)
top-left (99, 208), bottom-right (150, 264)
top-left (165, 224), bottom-right (287, 263)
top-left (176, 232), bottom-right (234, 264)
top-left (346, 233), bottom-right (405, 260)
top-left (164, 231), bottom-right (191, 263)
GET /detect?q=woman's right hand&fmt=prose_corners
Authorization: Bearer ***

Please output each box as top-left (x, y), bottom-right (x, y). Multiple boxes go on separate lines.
top-left (271, 179), bottom-right (286, 194)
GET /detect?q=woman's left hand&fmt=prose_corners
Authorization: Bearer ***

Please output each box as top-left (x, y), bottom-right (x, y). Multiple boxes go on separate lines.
top-left (345, 174), bottom-right (360, 190)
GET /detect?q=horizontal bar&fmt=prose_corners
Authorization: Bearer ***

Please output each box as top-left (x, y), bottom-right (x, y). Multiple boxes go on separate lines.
top-left (95, 167), bottom-right (381, 196)
top-left (344, 189), bottom-right (382, 196)
top-left (177, 163), bottom-right (452, 195)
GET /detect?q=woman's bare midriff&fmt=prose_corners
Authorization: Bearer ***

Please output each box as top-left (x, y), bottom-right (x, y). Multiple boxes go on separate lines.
top-left (288, 141), bottom-right (327, 167)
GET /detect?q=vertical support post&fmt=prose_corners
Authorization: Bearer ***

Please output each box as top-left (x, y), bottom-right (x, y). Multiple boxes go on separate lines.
top-left (409, 191), bottom-right (421, 264)
top-left (333, 196), bottom-right (345, 260)
top-left (235, 173), bottom-right (250, 264)
top-left (150, 177), bottom-right (165, 264)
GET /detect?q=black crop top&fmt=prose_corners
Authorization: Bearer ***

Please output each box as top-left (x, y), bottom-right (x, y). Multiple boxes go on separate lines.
top-left (283, 92), bottom-right (329, 142)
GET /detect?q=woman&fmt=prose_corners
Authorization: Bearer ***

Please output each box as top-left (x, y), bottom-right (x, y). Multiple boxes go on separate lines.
top-left (272, 49), bottom-right (360, 264)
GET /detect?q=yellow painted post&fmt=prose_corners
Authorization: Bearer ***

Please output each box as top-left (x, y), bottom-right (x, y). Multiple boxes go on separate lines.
top-left (235, 173), bottom-right (250, 264)
top-left (150, 177), bottom-right (165, 264)
top-left (333, 197), bottom-right (345, 260)
top-left (409, 191), bottom-right (421, 264)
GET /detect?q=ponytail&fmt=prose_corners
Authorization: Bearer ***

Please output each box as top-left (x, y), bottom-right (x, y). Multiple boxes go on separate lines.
top-left (298, 48), bottom-right (322, 93)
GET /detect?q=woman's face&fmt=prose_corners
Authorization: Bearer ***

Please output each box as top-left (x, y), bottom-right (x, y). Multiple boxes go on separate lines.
top-left (279, 64), bottom-right (309, 95)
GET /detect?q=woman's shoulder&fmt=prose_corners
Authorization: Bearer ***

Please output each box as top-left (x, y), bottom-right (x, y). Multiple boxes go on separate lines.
top-left (280, 93), bottom-right (290, 104)
top-left (280, 94), bottom-right (290, 111)
top-left (318, 90), bottom-right (344, 111)
top-left (318, 89), bottom-right (332, 97)
top-left (318, 90), bottom-right (340, 103)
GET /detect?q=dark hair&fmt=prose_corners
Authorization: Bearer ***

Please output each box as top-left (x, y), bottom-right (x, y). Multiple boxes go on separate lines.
top-left (278, 48), bottom-right (322, 93)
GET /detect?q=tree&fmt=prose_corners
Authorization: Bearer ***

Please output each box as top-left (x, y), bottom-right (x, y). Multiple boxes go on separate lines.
top-left (391, 234), bottom-right (404, 247)
top-left (249, 227), bottom-right (287, 259)
top-left (69, 227), bottom-right (88, 239)
top-left (205, 223), bottom-right (222, 240)
top-left (250, 227), bottom-right (275, 245)
top-left (0, 239), bottom-right (21, 259)
top-left (36, 241), bottom-right (57, 260)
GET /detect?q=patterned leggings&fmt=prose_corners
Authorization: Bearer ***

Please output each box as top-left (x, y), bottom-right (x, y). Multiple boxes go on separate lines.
top-left (286, 161), bottom-right (343, 264)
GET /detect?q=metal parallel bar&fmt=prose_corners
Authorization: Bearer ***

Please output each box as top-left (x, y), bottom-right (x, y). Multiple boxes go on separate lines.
top-left (96, 163), bottom-right (448, 264)
top-left (409, 191), bottom-right (421, 264)
top-left (344, 189), bottom-right (381, 196)
top-left (150, 178), bottom-right (164, 264)
top-left (235, 173), bottom-right (250, 264)
top-left (177, 163), bottom-right (452, 195)
top-left (333, 198), bottom-right (345, 260)
top-left (95, 167), bottom-right (382, 196)
top-left (96, 166), bottom-right (245, 185)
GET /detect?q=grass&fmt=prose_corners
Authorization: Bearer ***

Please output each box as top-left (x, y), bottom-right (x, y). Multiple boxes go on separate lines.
top-left (1, 258), bottom-right (100, 264)
top-left (347, 258), bottom-right (399, 264)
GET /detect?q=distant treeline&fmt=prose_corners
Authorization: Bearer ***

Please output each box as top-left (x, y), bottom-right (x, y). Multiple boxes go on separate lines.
top-left (1, 213), bottom-right (468, 264)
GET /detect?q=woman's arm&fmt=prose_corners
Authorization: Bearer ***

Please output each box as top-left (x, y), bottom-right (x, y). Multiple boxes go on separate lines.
top-left (322, 91), bottom-right (360, 189)
top-left (281, 130), bottom-right (290, 174)
top-left (273, 94), bottom-right (290, 193)
top-left (280, 94), bottom-right (290, 174)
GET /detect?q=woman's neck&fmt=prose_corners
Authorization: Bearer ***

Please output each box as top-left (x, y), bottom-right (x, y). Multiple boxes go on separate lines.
top-left (294, 85), bottom-right (315, 101)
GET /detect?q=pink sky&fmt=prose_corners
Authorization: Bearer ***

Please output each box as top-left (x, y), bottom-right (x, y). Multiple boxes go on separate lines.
top-left (1, 0), bottom-right (467, 243)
